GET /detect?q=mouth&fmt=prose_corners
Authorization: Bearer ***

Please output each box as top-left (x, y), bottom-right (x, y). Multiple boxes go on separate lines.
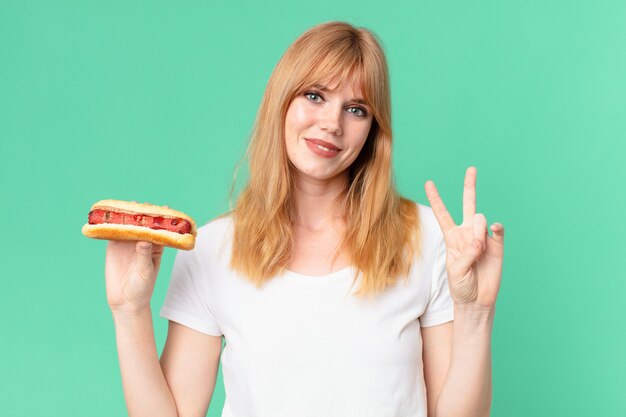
top-left (304, 138), bottom-right (341, 158)
top-left (305, 138), bottom-right (341, 151)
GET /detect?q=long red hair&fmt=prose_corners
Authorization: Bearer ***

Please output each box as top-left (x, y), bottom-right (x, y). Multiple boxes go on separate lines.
top-left (229, 21), bottom-right (420, 297)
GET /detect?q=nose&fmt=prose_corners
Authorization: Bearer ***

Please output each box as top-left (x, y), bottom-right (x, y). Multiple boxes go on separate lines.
top-left (319, 106), bottom-right (343, 136)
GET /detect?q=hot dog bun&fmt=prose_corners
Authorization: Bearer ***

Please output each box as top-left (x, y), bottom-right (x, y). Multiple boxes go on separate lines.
top-left (82, 199), bottom-right (197, 250)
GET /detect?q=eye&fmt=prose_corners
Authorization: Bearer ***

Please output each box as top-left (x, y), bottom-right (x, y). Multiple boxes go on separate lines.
top-left (347, 106), bottom-right (367, 117)
top-left (304, 91), bottom-right (323, 102)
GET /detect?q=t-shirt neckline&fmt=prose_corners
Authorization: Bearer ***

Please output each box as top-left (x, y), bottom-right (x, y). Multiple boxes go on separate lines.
top-left (284, 265), bottom-right (354, 280)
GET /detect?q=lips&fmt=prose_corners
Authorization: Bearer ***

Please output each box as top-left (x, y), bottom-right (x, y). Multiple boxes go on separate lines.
top-left (305, 138), bottom-right (341, 151)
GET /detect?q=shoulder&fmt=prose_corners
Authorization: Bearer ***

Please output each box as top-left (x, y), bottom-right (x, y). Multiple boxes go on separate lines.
top-left (411, 201), bottom-right (444, 251)
top-left (416, 203), bottom-right (443, 235)
top-left (198, 213), bottom-right (234, 237)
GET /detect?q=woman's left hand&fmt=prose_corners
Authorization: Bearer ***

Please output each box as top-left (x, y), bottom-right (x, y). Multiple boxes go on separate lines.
top-left (425, 167), bottom-right (505, 309)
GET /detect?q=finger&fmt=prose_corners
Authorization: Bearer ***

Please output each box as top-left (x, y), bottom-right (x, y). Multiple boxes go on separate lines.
top-left (484, 222), bottom-right (505, 260)
top-left (151, 243), bottom-right (165, 256)
top-left (447, 213), bottom-right (488, 278)
top-left (489, 223), bottom-right (505, 245)
top-left (473, 213), bottom-right (488, 251)
top-left (151, 243), bottom-right (166, 271)
top-left (425, 180), bottom-right (456, 233)
top-left (135, 241), bottom-right (156, 278)
top-left (450, 234), bottom-right (486, 277)
top-left (463, 167), bottom-right (477, 225)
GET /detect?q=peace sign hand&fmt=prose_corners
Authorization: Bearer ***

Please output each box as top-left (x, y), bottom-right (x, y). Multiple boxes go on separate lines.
top-left (425, 167), bottom-right (505, 309)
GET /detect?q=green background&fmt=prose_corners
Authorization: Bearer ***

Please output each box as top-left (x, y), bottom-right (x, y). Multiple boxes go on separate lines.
top-left (1, 1), bottom-right (624, 416)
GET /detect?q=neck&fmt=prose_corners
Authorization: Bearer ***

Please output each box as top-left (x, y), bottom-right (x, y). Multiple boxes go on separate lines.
top-left (293, 171), bottom-right (348, 231)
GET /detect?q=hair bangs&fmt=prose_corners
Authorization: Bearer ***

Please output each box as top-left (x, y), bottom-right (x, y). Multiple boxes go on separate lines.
top-left (292, 38), bottom-right (369, 103)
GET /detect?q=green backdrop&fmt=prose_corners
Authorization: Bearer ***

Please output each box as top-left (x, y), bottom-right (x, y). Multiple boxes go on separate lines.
top-left (1, 1), bottom-right (624, 416)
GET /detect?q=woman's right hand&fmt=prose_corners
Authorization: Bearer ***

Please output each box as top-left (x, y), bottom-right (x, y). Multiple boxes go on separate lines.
top-left (105, 240), bottom-right (165, 314)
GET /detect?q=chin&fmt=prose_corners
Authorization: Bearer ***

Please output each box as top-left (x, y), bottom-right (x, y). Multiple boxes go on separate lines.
top-left (294, 165), bottom-right (344, 182)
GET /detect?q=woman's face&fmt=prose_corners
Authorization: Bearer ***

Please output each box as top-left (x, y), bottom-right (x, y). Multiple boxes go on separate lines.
top-left (284, 79), bottom-right (373, 183)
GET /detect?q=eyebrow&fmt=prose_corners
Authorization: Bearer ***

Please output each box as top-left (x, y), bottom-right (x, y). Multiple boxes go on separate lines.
top-left (310, 83), bottom-right (369, 106)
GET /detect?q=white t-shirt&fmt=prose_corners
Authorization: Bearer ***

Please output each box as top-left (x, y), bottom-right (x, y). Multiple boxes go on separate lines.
top-left (160, 203), bottom-right (454, 417)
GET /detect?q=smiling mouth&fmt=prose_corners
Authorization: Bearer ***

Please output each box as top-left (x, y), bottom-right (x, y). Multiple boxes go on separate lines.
top-left (305, 138), bottom-right (341, 151)
top-left (304, 138), bottom-right (341, 158)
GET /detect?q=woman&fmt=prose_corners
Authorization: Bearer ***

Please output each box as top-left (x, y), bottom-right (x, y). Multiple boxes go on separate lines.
top-left (105, 22), bottom-right (505, 417)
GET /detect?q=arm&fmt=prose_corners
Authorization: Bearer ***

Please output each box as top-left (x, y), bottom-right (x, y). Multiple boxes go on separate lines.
top-left (112, 308), bottom-right (178, 417)
top-left (106, 240), bottom-right (222, 417)
top-left (160, 321), bottom-right (223, 416)
top-left (422, 307), bottom-right (494, 417)
top-left (422, 322), bottom-right (451, 417)
top-left (113, 310), bottom-right (223, 417)
top-left (423, 167), bottom-right (505, 417)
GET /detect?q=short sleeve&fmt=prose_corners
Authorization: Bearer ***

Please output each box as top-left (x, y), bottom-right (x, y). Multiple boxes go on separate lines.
top-left (159, 249), bottom-right (223, 336)
top-left (420, 233), bottom-right (455, 327)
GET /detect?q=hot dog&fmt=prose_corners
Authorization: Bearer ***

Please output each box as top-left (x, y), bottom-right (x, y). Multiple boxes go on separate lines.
top-left (82, 199), bottom-right (197, 250)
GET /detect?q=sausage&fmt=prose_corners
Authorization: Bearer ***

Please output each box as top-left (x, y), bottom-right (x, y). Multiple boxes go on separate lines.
top-left (88, 209), bottom-right (192, 234)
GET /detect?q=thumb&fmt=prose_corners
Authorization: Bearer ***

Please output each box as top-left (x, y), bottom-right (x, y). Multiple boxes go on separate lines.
top-left (450, 239), bottom-right (484, 277)
top-left (450, 214), bottom-right (487, 277)
top-left (135, 241), bottom-right (156, 276)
